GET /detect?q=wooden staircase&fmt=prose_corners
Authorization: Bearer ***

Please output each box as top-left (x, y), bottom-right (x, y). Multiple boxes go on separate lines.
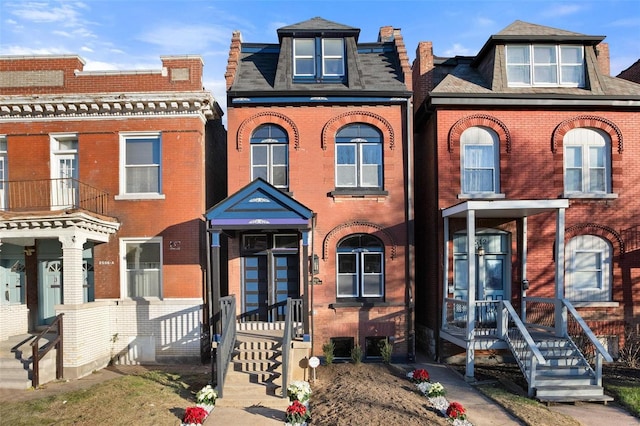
top-left (0, 334), bottom-right (57, 390)
top-left (527, 332), bottom-right (613, 403)
top-left (215, 323), bottom-right (289, 410)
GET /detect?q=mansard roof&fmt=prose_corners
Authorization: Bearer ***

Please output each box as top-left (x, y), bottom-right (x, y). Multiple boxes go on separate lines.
top-left (228, 17), bottom-right (410, 98)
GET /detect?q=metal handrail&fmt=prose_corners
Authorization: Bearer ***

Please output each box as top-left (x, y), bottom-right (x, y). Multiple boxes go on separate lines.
top-left (562, 298), bottom-right (613, 386)
top-left (281, 298), bottom-right (303, 398)
top-left (30, 313), bottom-right (64, 389)
top-left (502, 300), bottom-right (546, 396)
top-left (215, 296), bottom-right (236, 398)
top-left (1, 178), bottom-right (109, 215)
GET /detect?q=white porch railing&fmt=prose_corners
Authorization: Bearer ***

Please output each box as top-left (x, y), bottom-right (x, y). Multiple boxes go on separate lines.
top-left (523, 297), bottom-right (613, 387)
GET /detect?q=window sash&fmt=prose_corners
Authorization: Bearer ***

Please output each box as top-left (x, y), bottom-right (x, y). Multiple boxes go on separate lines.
top-left (124, 136), bottom-right (161, 194)
top-left (124, 240), bottom-right (161, 298)
top-left (564, 130), bottom-right (609, 194)
top-left (251, 143), bottom-right (288, 188)
top-left (294, 39), bottom-right (315, 76)
top-left (462, 144), bottom-right (495, 193)
top-left (335, 142), bottom-right (382, 188)
top-left (337, 251), bottom-right (383, 298)
top-left (322, 39), bottom-right (345, 76)
top-left (506, 44), bottom-right (584, 87)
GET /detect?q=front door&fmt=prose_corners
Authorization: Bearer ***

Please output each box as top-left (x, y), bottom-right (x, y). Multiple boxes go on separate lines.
top-left (241, 233), bottom-right (300, 322)
top-left (453, 231), bottom-right (510, 324)
top-left (38, 260), bottom-right (63, 325)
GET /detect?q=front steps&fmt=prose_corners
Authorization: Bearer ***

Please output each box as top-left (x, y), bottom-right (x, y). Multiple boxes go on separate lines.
top-left (215, 324), bottom-right (288, 410)
top-left (529, 334), bottom-right (613, 403)
top-left (0, 334), bottom-right (58, 389)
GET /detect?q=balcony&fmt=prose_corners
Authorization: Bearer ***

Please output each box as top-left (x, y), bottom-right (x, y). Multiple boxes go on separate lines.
top-left (0, 178), bottom-right (109, 216)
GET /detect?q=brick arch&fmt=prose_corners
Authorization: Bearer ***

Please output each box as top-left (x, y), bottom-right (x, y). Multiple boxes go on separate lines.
top-left (236, 111), bottom-right (300, 152)
top-left (565, 223), bottom-right (624, 257)
top-left (321, 111), bottom-right (395, 151)
top-left (448, 114), bottom-right (512, 153)
top-left (551, 115), bottom-right (623, 154)
top-left (322, 221), bottom-right (397, 260)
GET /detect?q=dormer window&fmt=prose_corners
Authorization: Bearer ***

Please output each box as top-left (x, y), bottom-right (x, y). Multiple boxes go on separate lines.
top-left (506, 45), bottom-right (584, 87)
top-left (293, 38), bottom-right (345, 82)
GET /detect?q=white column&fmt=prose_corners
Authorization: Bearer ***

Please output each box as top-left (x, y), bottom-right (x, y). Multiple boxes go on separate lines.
top-left (554, 208), bottom-right (567, 336)
top-left (465, 209), bottom-right (476, 380)
top-left (59, 234), bottom-right (86, 305)
top-left (521, 216), bottom-right (528, 322)
top-left (441, 217), bottom-right (449, 332)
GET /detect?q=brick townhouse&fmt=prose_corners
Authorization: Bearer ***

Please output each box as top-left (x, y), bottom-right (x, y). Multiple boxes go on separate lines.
top-left (0, 55), bottom-right (223, 385)
top-left (412, 20), bottom-right (640, 391)
top-left (207, 17), bottom-right (414, 363)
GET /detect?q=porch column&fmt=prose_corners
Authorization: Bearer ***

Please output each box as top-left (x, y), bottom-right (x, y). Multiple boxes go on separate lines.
top-left (521, 217), bottom-right (528, 322)
top-left (59, 234), bottom-right (86, 306)
top-left (441, 217), bottom-right (449, 333)
top-left (301, 230), bottom-right (310, 338)
top-left (555, 208), bottom-right (567, 336)
top-left (209, 230), bottom-right (221, 340)
top-left (465, 209), bottom-right (476, 380)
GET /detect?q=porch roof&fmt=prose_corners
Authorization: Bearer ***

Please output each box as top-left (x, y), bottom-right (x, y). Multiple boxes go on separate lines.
top-left (442, 199), bottom-right (569, 219)
top-left (205, 178), bottom-right (313, 230)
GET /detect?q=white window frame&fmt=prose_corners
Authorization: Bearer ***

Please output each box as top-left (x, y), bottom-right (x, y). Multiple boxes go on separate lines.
top-left (293, 38), bottom-right (316, 77)
top-left (336, 250), bottom-right (384, 298)
top-left (120, 237), bottom-right (163, 299)
top-left (251, 139), bottom-right (289, 189)
top-left (460, 127), bottom-right (500, 195)
top-left (0, 136), bottom-right (7, 210)
top-left (506, 44), bottom-right (584, 87)
top-left (50, 133), bottom-right (78, 210)
top-left (322, 38), bottom-right (345, 77)
top-left (335, 139), bottom-right (383, 189)
top-left (117, 132), bottom-right (164, 200)
top-left (565, 235), bottom-right (612, 304)
top-left (563, 128), bottom-right (611, 195)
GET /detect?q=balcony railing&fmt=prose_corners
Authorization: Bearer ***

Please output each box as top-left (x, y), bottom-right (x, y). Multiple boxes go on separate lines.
top-left (0, 178), bottom-right (109, 216)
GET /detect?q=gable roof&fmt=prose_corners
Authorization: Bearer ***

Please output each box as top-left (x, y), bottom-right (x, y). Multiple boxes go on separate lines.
top-left (205, 178), bottom-right (313, 230)
top-left (277, 17), bottom-right (360, 41)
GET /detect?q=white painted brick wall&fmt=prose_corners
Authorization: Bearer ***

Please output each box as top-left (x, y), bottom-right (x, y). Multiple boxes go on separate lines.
top-left (0, 304), bottom-right (29, 341)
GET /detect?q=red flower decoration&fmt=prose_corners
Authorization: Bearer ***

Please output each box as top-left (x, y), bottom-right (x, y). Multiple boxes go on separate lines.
top-left (286, 399), bottom-right (310, 423)
top-left (446, 401), bottom-right (467, 420)
top-left (183, 406), bottom-right (209, 424)
top-left (410, 368), bottom-right (430, 383)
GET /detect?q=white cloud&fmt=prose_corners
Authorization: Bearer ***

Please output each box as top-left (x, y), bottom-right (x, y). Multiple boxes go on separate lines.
top-left (607, 17), bottom-right (640, 28)
top-left (136, 24), bottom-right (232, 52)
top-left (5, 18), bottom-right (18, 25)
top-left (52, 30), bottom-right (72, 38)
top-left (82, 60), bottom-right (120, 71)
top-left (540, 4), bottom-right (583, 17)
top-left (0, 45), bottom-right (72, 56)
top-left (80, 46), bottom-right (93, 53)
top-left (10, 1), bottom-right (81, 25)
top-left (444, 43), bottom-right (474, 56)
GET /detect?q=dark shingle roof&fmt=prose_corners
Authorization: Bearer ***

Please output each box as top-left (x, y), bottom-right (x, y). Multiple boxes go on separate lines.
top-left (496, 20), bottom-right (585, 37)
top-left (229, 18), bottom-right (409, 97)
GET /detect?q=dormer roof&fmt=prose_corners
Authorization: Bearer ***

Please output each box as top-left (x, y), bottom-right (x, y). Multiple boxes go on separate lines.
top-left (277, 16), bottom-right (360, 42)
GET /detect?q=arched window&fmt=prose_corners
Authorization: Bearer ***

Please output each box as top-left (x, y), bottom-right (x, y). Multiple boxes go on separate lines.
top-left (335, 124), bottom-right (382, 189)
top-left (336, 234), bottom-right (384, 298)
top-left (250, 124), bottom-right (288, 190)
top-left (460, 126), bottom-right (500, 194)
top-left (565, 235), bottom-right (612, 302)
top-left (564, 128), bottom-right (611, 194)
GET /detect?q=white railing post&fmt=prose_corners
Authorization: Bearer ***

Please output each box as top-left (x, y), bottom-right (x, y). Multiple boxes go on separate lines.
top-left (529, 356), bottom-right (537, 397)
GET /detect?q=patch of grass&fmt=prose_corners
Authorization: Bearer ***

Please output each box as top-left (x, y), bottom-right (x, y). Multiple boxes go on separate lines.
top-left (606, 383), bottom-right (640, 417)
top-left (476, 383), bottom-right (581, 426)
top-left (0, 370), bottom-right (199, 426)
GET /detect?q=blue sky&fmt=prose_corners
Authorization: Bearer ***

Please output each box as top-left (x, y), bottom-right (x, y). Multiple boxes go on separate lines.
top-left (1, 0), bottom-right (639, 118)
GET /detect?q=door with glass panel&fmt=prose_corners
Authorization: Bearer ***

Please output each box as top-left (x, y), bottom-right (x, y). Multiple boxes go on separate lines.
top-left (38, 260), bottom-right (63, 325)
top-left (52, 150), bottom-right (78, 209)
top-left (453, 231), bottom-right (510, 326)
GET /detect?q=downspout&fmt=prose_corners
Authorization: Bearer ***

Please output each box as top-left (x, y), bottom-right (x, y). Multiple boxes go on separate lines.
top-left (310, 213), bottom-right (317, 356)
top-left (405, 97), bottom-right (416, 362)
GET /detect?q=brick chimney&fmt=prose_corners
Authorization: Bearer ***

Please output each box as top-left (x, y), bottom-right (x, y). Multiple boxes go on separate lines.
top-left (595, 42), bottom-right (610, 76)
top-left (225, 30), bottom-right (242, 90)
top-left (379, 26), bottom-right (412, 91)
top-left (412, 41), bottom-right (435, 113)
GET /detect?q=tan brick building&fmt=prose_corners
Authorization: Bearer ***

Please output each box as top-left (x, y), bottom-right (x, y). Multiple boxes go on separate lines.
top-left (0, 55), bottom-right (223, 383)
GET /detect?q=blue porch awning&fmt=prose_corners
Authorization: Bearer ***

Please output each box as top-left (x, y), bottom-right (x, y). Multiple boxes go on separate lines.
top-left (205, 178), bottom-right (313, 230)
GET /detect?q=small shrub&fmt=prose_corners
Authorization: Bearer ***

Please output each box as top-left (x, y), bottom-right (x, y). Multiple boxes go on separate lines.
top-left (322, 341), bottom-right (335, 365)
top-left (380, 339), bottom-right (393, 364)
top-left (620, 326), bottom-right (640, 368)
top-left (351, 344), bottom-right (363, 365)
